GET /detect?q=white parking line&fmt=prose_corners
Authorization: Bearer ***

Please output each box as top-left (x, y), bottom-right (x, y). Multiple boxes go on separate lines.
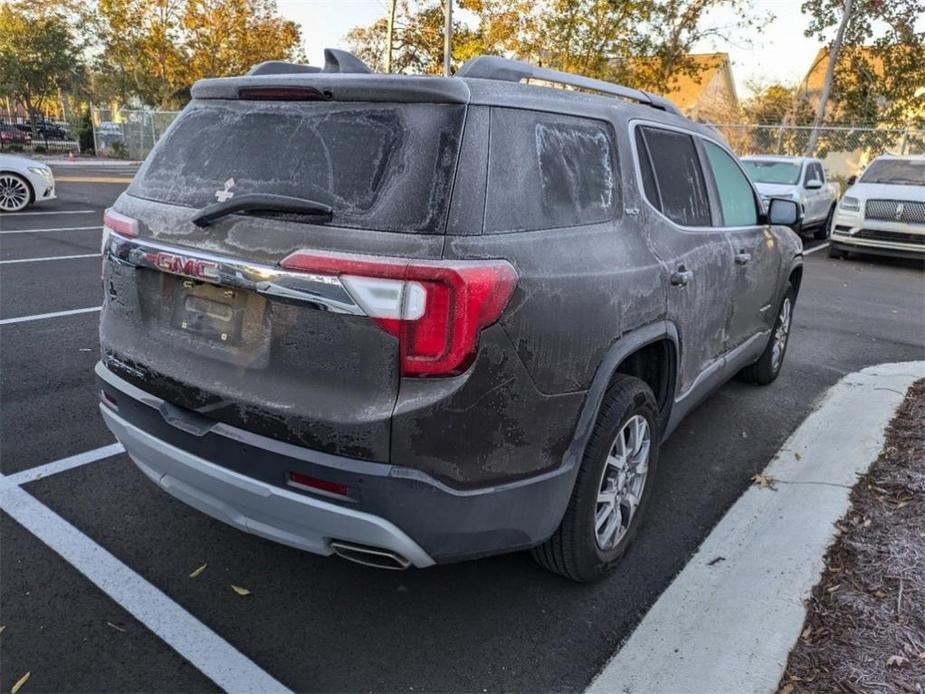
top-left (0, 209), bottom-right (96, 216)
top-left (0, 479), bottom-right (291, 693)
top-left (803, 241), bottom-right (830, 256)
top-left (0, 306), bottom-right (101, 326)
top-left (0, 443), bottom-right (124, 491)
top-left (0, 225), bottom-right (102, 235)
top-left (0, 253), bottom-right (99, 264)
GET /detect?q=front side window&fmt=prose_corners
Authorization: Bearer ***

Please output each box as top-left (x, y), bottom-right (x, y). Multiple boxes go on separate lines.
top-left (703, 141), bottom-right (759, 227)
top-left (484, 108), bottom-right (617, 233)
top-left (637, 126), bottom-right (711, 227)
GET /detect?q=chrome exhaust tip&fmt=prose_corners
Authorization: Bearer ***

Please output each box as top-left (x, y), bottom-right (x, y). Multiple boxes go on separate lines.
top-left (330, 541), bottom-right (412, 570)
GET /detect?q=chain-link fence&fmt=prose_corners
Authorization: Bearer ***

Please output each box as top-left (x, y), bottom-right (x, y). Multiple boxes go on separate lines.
top-left (91, 108), bottom-right (181, 160)
top-left (707, 124), bottom-right (925, 181)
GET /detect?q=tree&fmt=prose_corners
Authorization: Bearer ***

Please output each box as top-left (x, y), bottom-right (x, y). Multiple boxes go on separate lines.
top-left (94, 0), bottom-right (304, 108)
top-left (801, 0), bottom-right (925, 135)
top-left (345, 0), bottom-right (767, 92)
top-left (0, 3), bottom-right (85, 140)
top-left (803, 0), bottom-right (853, 155)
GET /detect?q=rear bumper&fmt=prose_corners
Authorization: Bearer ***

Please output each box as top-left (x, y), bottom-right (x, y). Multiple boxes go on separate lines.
top-left (96, 362), bottom-right (576, 565)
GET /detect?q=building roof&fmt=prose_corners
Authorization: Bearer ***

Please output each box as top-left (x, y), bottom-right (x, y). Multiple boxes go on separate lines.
top-left (653, 53), bottom-right (734, 111)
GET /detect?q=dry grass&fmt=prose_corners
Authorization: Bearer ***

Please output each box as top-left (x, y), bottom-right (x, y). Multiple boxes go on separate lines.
top-left (779, 379), bottom-right (925, 694)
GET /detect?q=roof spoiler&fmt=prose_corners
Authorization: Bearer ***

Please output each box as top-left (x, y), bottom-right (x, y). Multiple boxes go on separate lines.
top-left (248, 49), bottom-right (371, 76)
top-left (456, 55), bottom-right (684, 116)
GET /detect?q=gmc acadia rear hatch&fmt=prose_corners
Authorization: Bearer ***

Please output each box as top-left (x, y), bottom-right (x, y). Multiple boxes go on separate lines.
top-left (101, 79), bottom-right (484, 463)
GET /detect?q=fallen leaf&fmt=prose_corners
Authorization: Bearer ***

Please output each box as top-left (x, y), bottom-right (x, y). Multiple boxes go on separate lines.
top-left (780, 684), bottom-right (794, 694)
top-left (801, 625), bottom-right (813, 640)
top-left (794, 452), bottom-right (802, 461)
top-left (11, 672), bottom-right (30, 694)
top-left (0, 625), bottom-right (5, 635)
top-left (189, 564), bottom-right (207, 579)
top-left (886, 655), bottom-right (907, 667)
top-left (751, 473), bottom-right (777, 490)
top-left (231, 585), bottom-right (251, 596)
top-left (918, 651), bottom-right (925, 660)
top-left (827, 584), bottom-right (840, 593)
top-left (863, 518), bottom-right (872, 527)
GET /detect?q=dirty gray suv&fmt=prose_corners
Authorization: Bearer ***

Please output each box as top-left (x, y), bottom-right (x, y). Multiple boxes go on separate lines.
top-left (96, 50), bottom-right (804, 581)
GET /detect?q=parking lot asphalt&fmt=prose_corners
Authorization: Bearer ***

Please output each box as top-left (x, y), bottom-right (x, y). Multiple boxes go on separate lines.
top-left (1, 168), bottom-right (923, 693)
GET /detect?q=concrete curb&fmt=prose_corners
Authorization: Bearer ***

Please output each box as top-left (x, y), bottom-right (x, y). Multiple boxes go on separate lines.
top-left (588, 361), bottom-right (925, 694)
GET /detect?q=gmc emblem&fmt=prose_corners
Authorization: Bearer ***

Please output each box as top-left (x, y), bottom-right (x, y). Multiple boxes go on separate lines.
top-left (148, 252), bottom-right (220, 281)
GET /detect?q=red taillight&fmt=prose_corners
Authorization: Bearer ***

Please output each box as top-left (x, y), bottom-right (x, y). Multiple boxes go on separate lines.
top-left (279, 250), bottom-right (518, 377)
top-left (238, 87), bottom-right (328, 101)
top-left (103, 208), bottom-right (138, 238)
top-left (287, 471), bottom-right (349, 497)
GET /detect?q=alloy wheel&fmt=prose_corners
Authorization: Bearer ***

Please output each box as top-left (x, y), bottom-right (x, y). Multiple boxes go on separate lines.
top-left (771, 296), bottom-right (792, 371)
top-left (595, 414), bottom-right (651, 551)
top-left (0, 174), bottom-right (29, 212)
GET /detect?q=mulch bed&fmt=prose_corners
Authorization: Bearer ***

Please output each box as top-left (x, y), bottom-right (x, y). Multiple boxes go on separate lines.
top-left (779, 379), bottom-right (925, 694)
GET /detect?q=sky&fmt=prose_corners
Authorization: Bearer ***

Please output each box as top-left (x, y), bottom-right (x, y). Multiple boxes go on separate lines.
top-left (277, 0), bottom-right (830, 99)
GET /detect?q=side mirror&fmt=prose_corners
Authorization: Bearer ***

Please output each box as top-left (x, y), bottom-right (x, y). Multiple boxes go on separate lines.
top-left (805, 178), bottom-right (823, 190)
top-left (847, 175), bottom-right (857, 186)
top-left (767, 197), bottom-right (802, 231)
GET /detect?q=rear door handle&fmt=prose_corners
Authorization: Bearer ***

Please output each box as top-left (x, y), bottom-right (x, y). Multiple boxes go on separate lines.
top-left (670, 267), bottom-right (693, 287)
top-left (735, 251), bottom-right (751, 265)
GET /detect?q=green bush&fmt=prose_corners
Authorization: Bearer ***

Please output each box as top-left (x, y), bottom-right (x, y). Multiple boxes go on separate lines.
top-left (77, 109), bottom-right (95, 155)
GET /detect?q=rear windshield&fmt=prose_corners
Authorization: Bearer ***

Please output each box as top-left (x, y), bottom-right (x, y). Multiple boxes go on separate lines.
top-left (129, 99), bottom-right (465, 233)
top-left (742, 160), bottom-right (801, 185)
top-left (860, 159), bottom-right (925, 185)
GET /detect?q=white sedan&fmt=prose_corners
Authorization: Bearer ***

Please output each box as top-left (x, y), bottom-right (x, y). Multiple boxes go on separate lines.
top-left (0, 153), bottom-right (56, 212)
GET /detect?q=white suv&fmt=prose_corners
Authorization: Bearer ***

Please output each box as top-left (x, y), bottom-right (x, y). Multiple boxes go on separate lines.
top-left (830, 154), bottom-right (925, 260)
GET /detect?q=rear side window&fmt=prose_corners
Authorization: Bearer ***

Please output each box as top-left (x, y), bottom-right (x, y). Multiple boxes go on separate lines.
top-left (128, 99), bottom-right (465, 233)
top-left (637, 126), bottom-right (711, 227)
top-left (702, 141), bottom-right (759, 227)
top-left (484, 108), bottom-right (616, 233)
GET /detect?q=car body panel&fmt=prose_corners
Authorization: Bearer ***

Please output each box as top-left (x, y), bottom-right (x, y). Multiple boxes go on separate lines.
top-left (98, 64), bottom-right (801, 565)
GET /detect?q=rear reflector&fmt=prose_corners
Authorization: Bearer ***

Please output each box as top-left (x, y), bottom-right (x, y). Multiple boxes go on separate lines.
top-left (287, 471), bottom-right (349, 498)
top-left (103, 208), bottom-right (139, 238)
top-left (279, 250), bottom-right (518, 377)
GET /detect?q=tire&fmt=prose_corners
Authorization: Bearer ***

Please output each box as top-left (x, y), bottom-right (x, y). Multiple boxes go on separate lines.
top-left (0, 172), bottom-right (32, 212)
top-left (737, 282), bottom-right (795, 385)
top-left (532, 375), bottom-right (659, 582)
top-left (828, 244), bottom-right (846, 259)
top-left (814, 206), bottom-right (835, 240)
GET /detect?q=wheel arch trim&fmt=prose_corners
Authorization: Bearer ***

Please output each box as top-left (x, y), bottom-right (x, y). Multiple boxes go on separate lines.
top-left (562, 320), bottom-right (679, 476)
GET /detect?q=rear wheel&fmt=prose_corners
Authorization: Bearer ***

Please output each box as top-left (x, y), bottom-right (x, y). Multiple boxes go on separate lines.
top-left (738, 283), bottom-right (795, 385)
top-left (0, 172), bottom-right (31, 212)
top-left (814, 206), bottom-right (835, 240)
top-left (532, 375), bottom-right (659, 582)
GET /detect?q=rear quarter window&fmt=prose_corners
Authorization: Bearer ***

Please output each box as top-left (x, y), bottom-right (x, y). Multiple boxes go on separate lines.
top-left (128, 99), bottom-right (465, 234)
top-left (484, 108), bottom-right (617, 233)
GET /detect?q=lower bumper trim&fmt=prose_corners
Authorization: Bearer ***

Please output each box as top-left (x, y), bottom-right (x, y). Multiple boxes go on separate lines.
top-left (100, 404), bottom-right (435, 567)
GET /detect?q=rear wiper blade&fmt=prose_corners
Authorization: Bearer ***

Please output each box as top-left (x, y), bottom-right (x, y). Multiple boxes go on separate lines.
top-left (192, 193), bottom-right (334, 227)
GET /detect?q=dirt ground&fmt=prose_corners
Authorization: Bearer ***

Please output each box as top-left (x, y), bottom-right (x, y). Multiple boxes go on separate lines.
top-left (780, 379), bottom-right (925, 693)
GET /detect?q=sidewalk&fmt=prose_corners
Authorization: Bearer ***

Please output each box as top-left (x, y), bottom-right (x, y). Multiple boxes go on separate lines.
top-left (588, 361), bottom-right (925, 694)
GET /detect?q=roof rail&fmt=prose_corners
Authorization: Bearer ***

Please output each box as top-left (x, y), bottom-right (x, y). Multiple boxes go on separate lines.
top-left (455, 55), bottom-right (684, 117)
top-left (247, 49), bottom-right (372, 77)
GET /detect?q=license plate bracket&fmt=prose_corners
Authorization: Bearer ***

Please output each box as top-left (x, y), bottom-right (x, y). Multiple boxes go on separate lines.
top-left (171, 281), bottom-right (246, 344)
